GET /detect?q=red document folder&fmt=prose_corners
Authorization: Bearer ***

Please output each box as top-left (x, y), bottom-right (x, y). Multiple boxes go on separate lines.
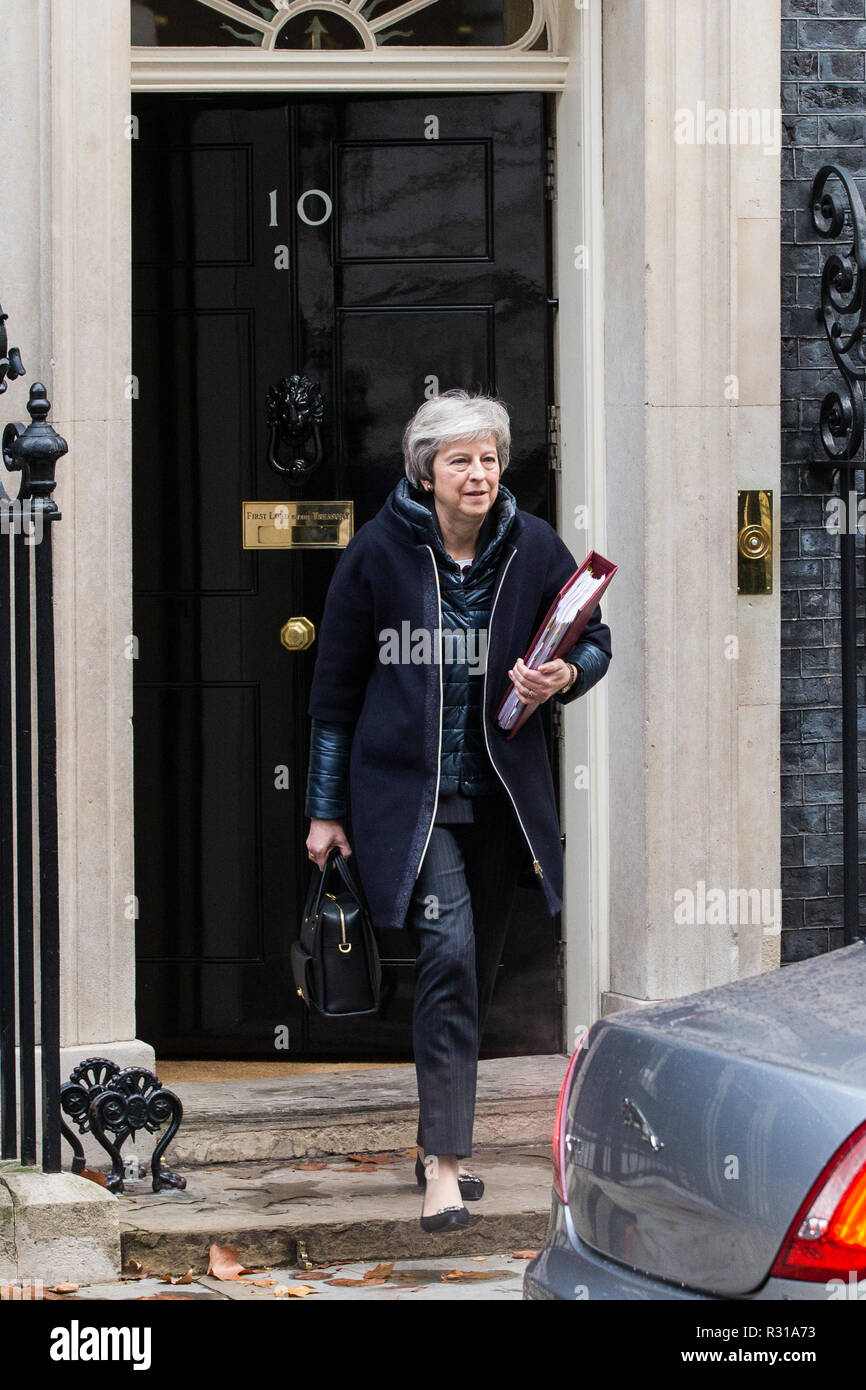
top-left (495, 549), bottom-right (617, 739)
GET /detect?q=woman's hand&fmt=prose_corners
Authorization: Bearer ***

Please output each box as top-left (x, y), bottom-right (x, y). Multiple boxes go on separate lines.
top-left (306, 818), bottom-right (352, 872)
top-left (507, 656), bottom-right (574, 708)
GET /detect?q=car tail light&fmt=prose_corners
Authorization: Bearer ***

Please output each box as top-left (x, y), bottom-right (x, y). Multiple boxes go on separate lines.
top-left (552, 1030), bottom-right (588, 1203)
top-left (770, 1120), bottom-right (866, 1282)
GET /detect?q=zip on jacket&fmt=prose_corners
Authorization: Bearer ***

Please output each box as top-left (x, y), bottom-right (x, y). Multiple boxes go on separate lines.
top-left (414, 546), bottom-right (444, 880)
top-left (479, 547), bottom-right (544, 878)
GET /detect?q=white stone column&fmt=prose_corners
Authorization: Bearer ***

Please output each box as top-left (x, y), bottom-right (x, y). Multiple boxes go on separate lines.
top-left (0, 2), bottom-right (49, 374)
top-left (599, 0), bottom-right (781, 1008)
top-left (554, 0), bottom-right (612, 1038)
top-left (47, 0), bottom-right (153, 1070)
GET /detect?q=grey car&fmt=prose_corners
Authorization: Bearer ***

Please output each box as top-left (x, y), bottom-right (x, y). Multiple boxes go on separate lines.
top-left (524, 941), bottom-right (866, 1300)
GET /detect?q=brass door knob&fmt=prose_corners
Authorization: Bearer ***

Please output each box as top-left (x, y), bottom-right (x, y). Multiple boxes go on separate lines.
top-left (280, 616), bottom-right (316, 651)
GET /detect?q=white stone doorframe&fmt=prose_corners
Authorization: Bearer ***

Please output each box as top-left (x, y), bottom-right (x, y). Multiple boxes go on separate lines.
top-left (128, 24), bottom-right (605, 1064)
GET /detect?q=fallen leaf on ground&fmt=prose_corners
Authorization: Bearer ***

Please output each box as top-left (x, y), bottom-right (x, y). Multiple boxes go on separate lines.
top-left (122, 1258), bottom-right (145, 1278)
top-left (48, 1282), bottom-right (79, 1294)
top-left (471, 1256), bottom-right (489, 1261)
top-left (159, 1270), bottom-right (195, 1285)
top-left (78, 1168), bottom-right (108, 1188)
top-left (365, 1261), bottom-right (395, 1280)
top-left (343, 1152), bottom-right (398, 1166)
top-left (440, 1269), bottom-right (501, 1282)
top-left (511, 1250), bottom-right (539, 1259)
top-left (321, 1259), bottom-right (395, 1287)
top-left (207, 1243), bottom-right (253, 1281)
top-left (284, 1284), bottom-right (318, 1298)
top-left (244, 1277), bottom-right (278, 1288)
top-left (326, 1277), bottom-right (389, 1287)
top-left (291, 1271), bottom-right (331, 1280)
top-left (293, 1161), bottom-right (328, 1171)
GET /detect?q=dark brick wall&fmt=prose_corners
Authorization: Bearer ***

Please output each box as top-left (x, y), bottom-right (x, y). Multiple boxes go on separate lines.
top-left (781, 0), bottom-right (866, 963)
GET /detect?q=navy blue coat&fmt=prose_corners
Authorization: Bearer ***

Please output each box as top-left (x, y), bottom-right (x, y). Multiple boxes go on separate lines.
top-left (307, 485), bottom-right (612, 930)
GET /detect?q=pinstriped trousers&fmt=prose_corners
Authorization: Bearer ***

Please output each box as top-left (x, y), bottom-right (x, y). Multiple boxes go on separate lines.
top-left (405, 789), bottom-right (526, 1159)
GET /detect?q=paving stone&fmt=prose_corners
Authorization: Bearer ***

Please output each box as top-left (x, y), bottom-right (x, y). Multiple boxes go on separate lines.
top-left (73, 1255), bottom-right (533, 1302)
top-left (73, 1277), bottom-right (226, 1301)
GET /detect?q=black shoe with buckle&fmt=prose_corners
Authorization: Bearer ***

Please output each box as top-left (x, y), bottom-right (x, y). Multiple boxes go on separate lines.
top-left (419, 1200), bottom-right (473, 1234)
top-left (415, 1153), bottom-right (484, 1201)
top-left (418, 1154), bottom-right (478, 1233)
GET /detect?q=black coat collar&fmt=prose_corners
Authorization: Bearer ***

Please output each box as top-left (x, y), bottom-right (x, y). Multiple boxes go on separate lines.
top-left (384, 475), bottom-right (518, 578)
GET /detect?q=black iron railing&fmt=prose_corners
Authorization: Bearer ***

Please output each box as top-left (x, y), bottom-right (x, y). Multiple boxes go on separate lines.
top-left (809, 165), bottom-right (866, 947)
top-left (0, 300), bottom-right (67, 1170)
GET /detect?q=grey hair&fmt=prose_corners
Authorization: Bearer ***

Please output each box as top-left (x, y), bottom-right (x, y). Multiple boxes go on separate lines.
top-left (401, 389), bottom-right (511, 487)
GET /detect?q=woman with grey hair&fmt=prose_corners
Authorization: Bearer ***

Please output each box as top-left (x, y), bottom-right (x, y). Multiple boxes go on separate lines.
top-left (305, 389), bottom-right (612, 1232)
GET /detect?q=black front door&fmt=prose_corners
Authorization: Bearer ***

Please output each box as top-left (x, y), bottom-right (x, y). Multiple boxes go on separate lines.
top-left (132, 91), bottom-right (560, 1057)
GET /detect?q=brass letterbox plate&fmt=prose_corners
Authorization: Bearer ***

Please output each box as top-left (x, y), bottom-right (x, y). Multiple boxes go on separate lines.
top-left (242, 500), bottom-right (354, 550)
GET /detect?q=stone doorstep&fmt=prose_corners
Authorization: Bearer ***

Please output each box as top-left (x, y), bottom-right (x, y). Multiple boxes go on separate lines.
top-left (118, 1145), bottom-right (554, 1277)
top-left (165, 1053), bottom-right (570, 1168)
top-left (0, 1164), bottom-right (121, 1287)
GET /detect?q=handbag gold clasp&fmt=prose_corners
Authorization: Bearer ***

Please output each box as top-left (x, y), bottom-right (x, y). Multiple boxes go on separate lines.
top-left (329, 897), bottom-right (352, 953)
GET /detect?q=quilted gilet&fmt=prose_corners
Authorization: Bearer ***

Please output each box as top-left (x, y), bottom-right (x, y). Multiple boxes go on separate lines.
top-left (392, 478), bottom-right (517, 797)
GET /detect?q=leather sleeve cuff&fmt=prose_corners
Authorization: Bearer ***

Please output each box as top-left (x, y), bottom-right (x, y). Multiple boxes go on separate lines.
top-left (554, 638), bottom-right (611, 706)
top-left (305, 718), bottom-right (354, 820)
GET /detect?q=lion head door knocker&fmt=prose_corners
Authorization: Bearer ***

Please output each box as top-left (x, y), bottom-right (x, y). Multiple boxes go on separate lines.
top-left (266, 373), bottom-right (325, 483)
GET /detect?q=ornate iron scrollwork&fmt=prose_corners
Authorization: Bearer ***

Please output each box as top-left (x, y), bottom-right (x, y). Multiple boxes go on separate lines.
top-left (810, 164), bottom-right (866, 468)
top-left (807, 165), bottom-right (866, 950)
top-left (60, 1057), bottom-right (185, 1194)
top-left (266, 373), bottom-right (325, 483)
top-left (60, 1058), bottom-right (121, 1175)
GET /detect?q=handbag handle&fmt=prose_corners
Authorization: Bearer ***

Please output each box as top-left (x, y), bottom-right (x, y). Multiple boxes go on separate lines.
top-left (302, 851), bottom-right (331, 925)
top-left (327, 847), bottom-right (369, 909)
top-left (303, 846), bottom-right (362, 925)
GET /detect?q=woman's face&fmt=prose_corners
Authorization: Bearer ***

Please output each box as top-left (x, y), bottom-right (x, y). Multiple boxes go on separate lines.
top-left (428, 433), bottom-right (500, 528)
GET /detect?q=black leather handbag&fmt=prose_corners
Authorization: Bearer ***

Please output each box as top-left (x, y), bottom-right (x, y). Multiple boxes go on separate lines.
top-left (291, 848), bottom-right (382, 1017)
